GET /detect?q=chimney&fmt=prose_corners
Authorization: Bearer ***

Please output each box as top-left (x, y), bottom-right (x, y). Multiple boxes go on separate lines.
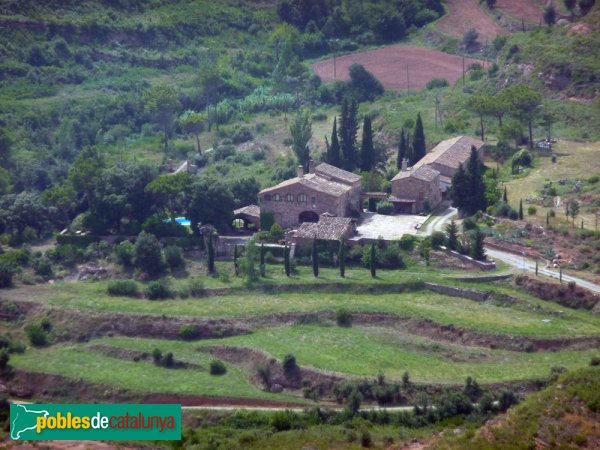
top-left (297, 165), bottom-right (304, 177)
top-left (308, 159), bottom-right (315, 174)
top-left (402, 158), bottom-right (408, 171)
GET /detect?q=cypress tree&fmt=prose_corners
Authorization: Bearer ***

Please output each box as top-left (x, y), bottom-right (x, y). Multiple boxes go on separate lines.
top-left (233, 244), bottom-right (239, 276)
top-left (312, 240), bottom-right (319, 277)
top-left (412, 112), bottom-right (426, 163)
top-left (284, 245), bottom-right (291, 277)
top-left (546, 211), bottom-right (549, 226)
top-left (259, 243), bottom-right (266, 277)
top-left (451, 163), bottom-right (468, 212)
top-left (370, 243), bottom-right (376, 278)
top-left (397, 129), bottom-right (407, 169)
top-left (339, 97), bottom-right (359, 171)
top-left (207, 235), bottom-right (215, 274)
top-left (339, 239), bottom-right (346, 278)
top-left (519, 199), bottom-right (524, 220)
top-left (326, 117), bottom-right (341, 167)
top-left (470, 229), bottom-right (486, 261)
top-left (503, 186), bottom-right (508, 203)
top-left (445, 220), bottom-right (459, 251)
top-left (360, 115), bottom-right (374, 171)
top-left (465, 146), bottom-right (486, 214)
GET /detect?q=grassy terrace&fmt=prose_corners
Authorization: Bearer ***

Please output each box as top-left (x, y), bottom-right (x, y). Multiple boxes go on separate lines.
top-left (12, 334), bottom-right (599, 388)
top-left (7, 265), bottom-right (600, 338)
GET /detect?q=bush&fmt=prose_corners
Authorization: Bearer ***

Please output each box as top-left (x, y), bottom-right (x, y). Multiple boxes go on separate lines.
top-left (376, 201), bottom-right (394, 215)
top-left (152, 348), bottom-right (162, 364)
top-left (336, 309), bottom-right (352, 327)
top-left (269, 223), bottom-right (284, 242)
top-left (430, 231), bottom-right (446, 249)
top-left (0, 261), bottom-right (16, 288)
top-left (426, 78), bottom-right (449, 89)
top-left (107, 280), bottom-right (139, 297)
top-left (512, 149), bottom-right (532, 169)
top-left (462, 217), bottom-right (478, 231)
top-left (178, 324), bottom-right (199, 340)
top-left (115, 240), bottom-right (135, 267)
top-left (588, 175), bottom-right (599, 184)
top-left (186, 279), bottom-right (205, 297)
top-left (145, 280), bottom-right (172, 300)
top-left (33, 256), bottom-right (52, 277)
top-left (26, 324), bottom-right (47, 346)
top-left (210, 359), bottom-right (227, 375)
top-left (508, 208), bottom-right (519, 220)
top-left (134, 231), bottom-right (165, 277)
top-left (162, 352), bottom-right (174, 368)
top-left (283, 353), bottom-right (297, 374)
top-left (232, 126), bottom-right (254, 144)
top-left (399, 234), bottom-right (416, 251)
top-left (164, 245), bottom-right (185, 270)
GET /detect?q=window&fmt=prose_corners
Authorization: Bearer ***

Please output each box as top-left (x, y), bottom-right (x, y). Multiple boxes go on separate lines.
top-left (297, 193), bottom-right (307, 203)
top-left (286, 193), bottom-right (294, 202)
top-left (311, 196), bottom-right (316, 205)
top-left (274, 194), bottom-right (281, 201)
top-left (264, 194), bottom-right (271, 202)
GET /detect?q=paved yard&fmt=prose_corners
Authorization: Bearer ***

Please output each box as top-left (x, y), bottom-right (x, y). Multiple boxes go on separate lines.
top-left (353, 212), bottom-right (427, 241)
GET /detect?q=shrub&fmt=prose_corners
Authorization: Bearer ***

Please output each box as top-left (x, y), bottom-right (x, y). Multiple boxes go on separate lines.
top-left (588, 175), bottom-right (599, 184)
top-left (508, 209), bottom-right (519, 220)
top-left (178, 324), bottom-right (199, 340)
top-left (399, 234), bottom-right (416, 252)
top-left (269, 223), bottom-right (284, 242)
top-left (361, 430), bottom-right (373, 448)
top-left (107, 280), bottom-right (139, 297)
top-left (162, 352), bottom-right (174, 368)
top-left (26, 325), bottom-right (47, 346)
top-left (527, 206), bottom-right (537, 215)
top-left (376, 201), bottom-right (394, 215)
top-left (498, 390), bottom-right (518, 411)
top-left (33, 256), bottom-right (52, 277)
top-left (145, 280), bottom-right (172, 300)
top-left (152, 348), bottom-right (162, 364)
top-left (0, 261), bottom-right (16, 288)
top-left (430, 231), bottom-right (446, 249)
top-left (462, 217), bottom-right (478, 231)
top-left (336, 309), bottom-right (352, 327)
top-left (590, 357), bottom-right (600, 366)
top-left (164, 245), bottom-right (185, 270)
top-left (210, 359), bottom-right (227, 375)
top-left (115, 240), bottom-right (135, 267)
top-left (186, 279), bottom-right (205, 297)
top-left (283, 354), bottom-right (297, 374)
top-left (232, 126), bottom-right (254, 144)
top-left (426, 78), bottom-right (449, 89)
top-left (134, 231), bottom-right (165, 277)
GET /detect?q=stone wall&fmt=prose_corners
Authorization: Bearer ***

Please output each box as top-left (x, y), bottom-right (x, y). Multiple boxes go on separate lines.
top-left (423, 282), bottom-right (489, 301)
top-left (439, 246), bottom-right (497, 271)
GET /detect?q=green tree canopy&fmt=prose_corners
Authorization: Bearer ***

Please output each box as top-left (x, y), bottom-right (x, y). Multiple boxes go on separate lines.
top-left (289, 109), bottom-right (312, 172)
top-left (144, 83), bottom-right (181, 151)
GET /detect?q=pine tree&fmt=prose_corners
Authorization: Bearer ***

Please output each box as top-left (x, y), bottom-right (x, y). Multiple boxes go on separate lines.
top-left (370, 243), bottom-right (376, 278)
top-left (465, 146), bottom-right (486, 215)
top-left (451, 163), bottom-right (469, 211)
top-left (412, 112), bottom-right (426, 163)
top-left (259, 243), bottom-right (266, 277)
top-left (284, 244), bottom-right (291, 277)
top-left (312, 240), bottom-right (319, 277)
top-left (445, 220), bottom-right (459, 251)
top-left (326, 117), bottom-right (341, 167)
top-left (397, 129), bottom-right (407, 169)
top-left (519, 199), bottom-right (524, 220)
top-left (470, 229), bottom-right (486, 261)
top-left (339, 239), bottom-right (346, 278)
top-left (359, 115), bottom-right (374, 171)
top-left (339, 97), bottom-right (359, 171)
top-left (503, 186), bottom-right (508, 203)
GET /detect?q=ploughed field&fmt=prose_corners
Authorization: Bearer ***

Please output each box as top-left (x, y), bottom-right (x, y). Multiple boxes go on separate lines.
top-left (5, 270), bottom-right (600, 405)
top-left (312, 46), bottom-right (488, 90)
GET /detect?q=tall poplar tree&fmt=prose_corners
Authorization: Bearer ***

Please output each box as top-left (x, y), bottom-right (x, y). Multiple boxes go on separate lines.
top-left (326, 117), bottom-right (341, 167)
top-left (412, 112), bottom-right (426, 164)
top-left (339, 97), bottom-right (359, 171)
top-left (359, 115), bottom-right (374, 171)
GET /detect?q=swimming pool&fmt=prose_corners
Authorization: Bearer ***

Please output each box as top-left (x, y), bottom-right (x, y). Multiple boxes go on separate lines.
top-left (163, 217), bottom-right (191, 226)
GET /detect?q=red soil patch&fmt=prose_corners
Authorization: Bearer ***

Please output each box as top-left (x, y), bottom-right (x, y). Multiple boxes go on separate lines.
top-left (312, 46), bottom-right (488, 90)
top-left (436, 0), bottom-right (507, 42)
top-left (496, 0), bottom-right (544, 24)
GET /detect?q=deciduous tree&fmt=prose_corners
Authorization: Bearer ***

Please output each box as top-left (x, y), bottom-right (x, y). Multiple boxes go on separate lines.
top-left (290, 109), bottom-right (312, 173)
top-left (144, 84), bottom-right (180, 151)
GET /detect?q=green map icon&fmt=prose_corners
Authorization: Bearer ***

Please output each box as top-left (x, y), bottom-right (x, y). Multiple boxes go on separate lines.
top-left (10, 404), bottom-right (49, 440)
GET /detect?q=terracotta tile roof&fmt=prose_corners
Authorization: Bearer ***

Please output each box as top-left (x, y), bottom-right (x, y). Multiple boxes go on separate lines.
top-left (392, 165), bottom-right (440, 182)
top-left (415, 135), bottom-right (484, 170)
top-left (259, 173), bottom-right (352, 197)
top-left (315, 162), bottom-right (362, 184)
top-left (234, 204), bottom-right (260, 218)
top-left (294, 216), bottom-right (354, 240)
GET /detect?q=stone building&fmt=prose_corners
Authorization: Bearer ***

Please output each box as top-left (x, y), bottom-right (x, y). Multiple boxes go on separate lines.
top-left (259, 161), bottom-right (361, 228)
top-left (391, 136), bottom-right (485, 213)
top-left (291, 214), bottom-right (356, 249)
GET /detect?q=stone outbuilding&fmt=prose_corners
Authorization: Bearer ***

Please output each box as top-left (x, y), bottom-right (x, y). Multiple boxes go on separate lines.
top-left (259, 161), bottom-right (361, 228)
top-left (233, 204), bottom-right (260, 230)
top-left (290, 215), bottom-right (356, 249)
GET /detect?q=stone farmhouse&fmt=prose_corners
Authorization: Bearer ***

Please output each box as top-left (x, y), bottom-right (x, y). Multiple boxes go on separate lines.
top-left (391, 136), bottom-right (485, 214)
top-left (259, 161), bottom-right (361, 228)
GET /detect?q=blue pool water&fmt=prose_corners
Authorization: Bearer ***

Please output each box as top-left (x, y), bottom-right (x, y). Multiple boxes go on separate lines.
top-left (164, 217), bottom-right (191, 226)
